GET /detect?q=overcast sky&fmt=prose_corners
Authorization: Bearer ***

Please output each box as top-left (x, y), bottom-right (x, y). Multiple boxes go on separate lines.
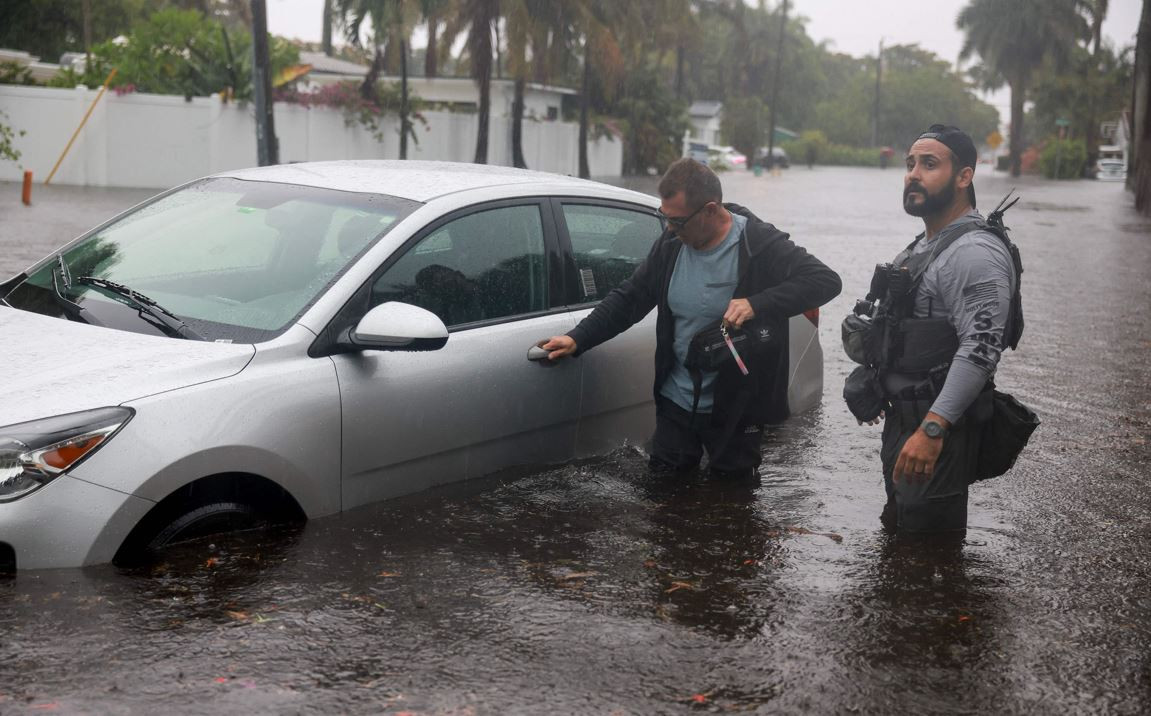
top-left (266, 0), bottom-right (1142, 124)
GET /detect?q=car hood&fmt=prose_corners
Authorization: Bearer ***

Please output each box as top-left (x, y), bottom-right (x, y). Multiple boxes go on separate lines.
top-left (0, 307), bottom-right (256, 427)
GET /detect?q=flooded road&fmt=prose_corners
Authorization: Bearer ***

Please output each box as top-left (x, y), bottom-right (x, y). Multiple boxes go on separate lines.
top-left (1, 168), bottom-right (1149, 713)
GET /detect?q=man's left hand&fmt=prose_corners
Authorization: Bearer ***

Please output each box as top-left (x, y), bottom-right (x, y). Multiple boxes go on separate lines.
top-left (723, 299), bottom-right (755, 329)
top-left (893, 413), bottom-right (949, 482)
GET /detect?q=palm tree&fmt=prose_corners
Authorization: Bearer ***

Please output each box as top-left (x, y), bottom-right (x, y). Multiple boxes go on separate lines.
top-left (336, 0), bottom-right (418, 158)
top-left (419, 0), bottom-right (449, 77)
top-left (574, 1), bottom-right (627, 178)
top-left (958, 0), bottom-right (1086, 176)
top-left (1083, 0), bottom-right (1110, 175)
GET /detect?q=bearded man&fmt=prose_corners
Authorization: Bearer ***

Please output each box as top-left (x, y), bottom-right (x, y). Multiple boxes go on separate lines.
top-left (861, 125), bottom-right (1018, 532)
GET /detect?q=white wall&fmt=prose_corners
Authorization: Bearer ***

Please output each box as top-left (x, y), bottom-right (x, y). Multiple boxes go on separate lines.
top-left (0, 84), bottom-right (622, 188)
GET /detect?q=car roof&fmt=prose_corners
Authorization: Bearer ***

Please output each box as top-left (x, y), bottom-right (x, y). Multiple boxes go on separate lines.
top-left (214, 160), bottom-right (648, 204)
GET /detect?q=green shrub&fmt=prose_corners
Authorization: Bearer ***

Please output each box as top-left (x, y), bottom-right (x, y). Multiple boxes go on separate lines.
top-left (783, 139), bottom-right (880, 167)
top-left (1039, 138), bottom-right (1086, 179)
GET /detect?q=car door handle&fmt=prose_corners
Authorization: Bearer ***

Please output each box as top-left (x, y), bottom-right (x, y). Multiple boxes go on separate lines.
top-left (527, 345), bottom-right (550, 361)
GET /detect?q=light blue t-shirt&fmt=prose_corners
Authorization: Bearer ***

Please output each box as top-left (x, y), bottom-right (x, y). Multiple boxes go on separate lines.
top-left (660, 213), bottom-right (747, 413)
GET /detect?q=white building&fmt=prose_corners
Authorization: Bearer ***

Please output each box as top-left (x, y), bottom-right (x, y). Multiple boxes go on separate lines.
top-left (299, 51), bottom-right (574, 122)
top-left (688, 100), bottom-right (723, 146)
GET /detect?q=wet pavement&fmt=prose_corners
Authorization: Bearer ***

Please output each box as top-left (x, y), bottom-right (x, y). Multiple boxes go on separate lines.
top-left (1, 168), bottom-right (1149, 714)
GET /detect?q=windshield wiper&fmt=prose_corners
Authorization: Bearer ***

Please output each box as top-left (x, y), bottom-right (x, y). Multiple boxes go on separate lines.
top-left (75, 276), bottom-right (204, 341)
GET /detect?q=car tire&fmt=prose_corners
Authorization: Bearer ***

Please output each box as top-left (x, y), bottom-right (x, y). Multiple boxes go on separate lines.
top-left (145, 501), bottom-right (262, 552)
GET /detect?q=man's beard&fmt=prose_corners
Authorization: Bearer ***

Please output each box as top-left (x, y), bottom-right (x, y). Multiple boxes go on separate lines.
top-left (903, 179), bottom-right (956, 217)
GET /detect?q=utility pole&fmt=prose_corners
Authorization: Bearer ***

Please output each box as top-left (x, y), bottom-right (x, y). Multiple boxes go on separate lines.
top-left (251, 0), bottom-right (278, 166)
top-left (872, 38), bottom-right (883, 147)
top-left (766, 0), bottom-right (788, 166)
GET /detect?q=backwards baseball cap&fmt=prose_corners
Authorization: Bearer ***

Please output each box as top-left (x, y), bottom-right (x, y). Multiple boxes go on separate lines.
top-left (915, 124), bottom-right (977, 208)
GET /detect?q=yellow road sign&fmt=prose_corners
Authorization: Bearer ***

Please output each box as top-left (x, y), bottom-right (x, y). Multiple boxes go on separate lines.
top-left (986, 131), bottom-right (1003, 149)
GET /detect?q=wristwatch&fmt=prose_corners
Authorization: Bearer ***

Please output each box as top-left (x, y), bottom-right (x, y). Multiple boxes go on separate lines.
top-left (921, 419), bottom-right (948, 439)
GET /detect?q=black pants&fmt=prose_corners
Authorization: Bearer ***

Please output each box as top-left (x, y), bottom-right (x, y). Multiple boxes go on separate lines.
top-left (649, 397), bottom-right (764, 478)
top-left (880, 403), bottom-right (981, 532)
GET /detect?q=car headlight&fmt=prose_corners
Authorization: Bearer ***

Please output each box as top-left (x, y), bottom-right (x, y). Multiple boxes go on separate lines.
top-left (0, 407), bottom-right (134, 502)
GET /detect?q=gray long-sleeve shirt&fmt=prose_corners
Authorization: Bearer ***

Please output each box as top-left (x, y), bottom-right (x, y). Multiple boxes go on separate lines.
top-left (885, 211), bottom-right (1016, 424)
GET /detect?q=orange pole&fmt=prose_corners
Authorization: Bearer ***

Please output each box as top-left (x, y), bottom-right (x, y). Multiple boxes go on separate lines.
top-left (44, 68), bottom-right (118, 186)
top-left (21, 170), bottom-right (32, 205)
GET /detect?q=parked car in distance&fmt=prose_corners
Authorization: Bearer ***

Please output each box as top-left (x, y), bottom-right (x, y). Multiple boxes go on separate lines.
top-left (708, 145), bottom-right (748, 171)
top-left (1095, 158), bottom-right (1127, 182)
top-left (755, 147), bottom-right (790, 169)
top-left (0, 161), bottom-right (826, 570)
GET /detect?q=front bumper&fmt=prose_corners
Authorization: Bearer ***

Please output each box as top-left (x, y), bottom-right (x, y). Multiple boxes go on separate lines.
top-left (0, 473), bottom-right (155, 570)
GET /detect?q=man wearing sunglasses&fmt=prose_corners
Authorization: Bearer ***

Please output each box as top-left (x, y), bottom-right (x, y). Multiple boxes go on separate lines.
top-left (540, 158), bottom-right (841, 480)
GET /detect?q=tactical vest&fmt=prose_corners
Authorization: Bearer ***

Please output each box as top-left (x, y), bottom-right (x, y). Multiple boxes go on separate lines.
top-left (842, 195), bottom-right (1024, 379)
top-left (884, 216), bottom-right (1024, 377)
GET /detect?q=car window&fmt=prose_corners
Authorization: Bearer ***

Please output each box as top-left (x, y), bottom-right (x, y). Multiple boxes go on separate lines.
top-left (562, 203), bottom-right (661, 302)
top-left (371, 204), bottom-right (548, 327)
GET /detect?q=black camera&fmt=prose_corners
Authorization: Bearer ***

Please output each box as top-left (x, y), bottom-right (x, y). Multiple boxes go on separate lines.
top-left (854, 263), bottom-right (911, 317)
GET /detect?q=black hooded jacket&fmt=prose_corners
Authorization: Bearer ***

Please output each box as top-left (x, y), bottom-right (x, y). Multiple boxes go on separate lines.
top-left (566, 203), bottom-right (842, 424)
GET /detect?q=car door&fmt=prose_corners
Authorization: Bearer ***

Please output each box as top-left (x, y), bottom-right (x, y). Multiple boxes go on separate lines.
top-left (553, 199), bottom-right (664, 456)
top-left (330, 200), bottom-right (580, 509)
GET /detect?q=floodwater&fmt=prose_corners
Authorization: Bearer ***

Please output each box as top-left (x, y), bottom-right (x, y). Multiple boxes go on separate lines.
top-left (1, 168), bottom-right (1149, 714)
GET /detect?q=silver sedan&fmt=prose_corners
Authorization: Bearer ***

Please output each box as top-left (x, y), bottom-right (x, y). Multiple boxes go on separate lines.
top-left (0, 161), bottom-right (824, 570)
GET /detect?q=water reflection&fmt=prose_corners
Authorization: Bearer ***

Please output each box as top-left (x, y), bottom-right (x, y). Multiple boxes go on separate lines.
top-left (838, 531), bottom-right (1007, 710)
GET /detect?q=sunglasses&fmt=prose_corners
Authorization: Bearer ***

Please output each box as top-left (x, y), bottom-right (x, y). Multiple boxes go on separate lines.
top-left (656, 202), bottom-right (710, 232)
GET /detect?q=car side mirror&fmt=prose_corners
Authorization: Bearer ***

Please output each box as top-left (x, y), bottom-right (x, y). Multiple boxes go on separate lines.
top-left (348, 302), bottom-right (449, 351)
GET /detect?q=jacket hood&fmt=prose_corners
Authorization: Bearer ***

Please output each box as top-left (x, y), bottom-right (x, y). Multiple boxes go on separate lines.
top-left (0, 307), bottom-right (255, 428)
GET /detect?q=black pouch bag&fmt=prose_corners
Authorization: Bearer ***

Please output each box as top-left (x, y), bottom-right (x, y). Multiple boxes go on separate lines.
top-left (843, 365), bottom-right (885, 422)
top-left (685, 319), bottom-right (776, 373)
top-left (683, 319), bottom-right (777, 415)
top-left (974, 390), bottom-right (1040, 481)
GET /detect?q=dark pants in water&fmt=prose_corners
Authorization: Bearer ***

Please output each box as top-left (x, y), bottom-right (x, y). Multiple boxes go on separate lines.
top-left (649, 397), bottom-right (764, 478)
top-left (880, 405), bottom-right (980, 531)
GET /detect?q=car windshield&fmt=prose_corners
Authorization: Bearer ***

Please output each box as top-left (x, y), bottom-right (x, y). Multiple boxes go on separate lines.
top-left (3, 178), bottom-right (419, 342)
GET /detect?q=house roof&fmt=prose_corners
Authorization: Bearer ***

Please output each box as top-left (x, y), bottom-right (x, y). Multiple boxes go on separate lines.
top-left (299, 51), bottom-right (369, 76)
top-left (689, 101), bottom-right (723, 118)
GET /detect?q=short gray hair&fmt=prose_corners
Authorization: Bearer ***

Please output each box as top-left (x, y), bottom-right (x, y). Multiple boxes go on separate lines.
top-left (658, 158), bottom-right (722, 209)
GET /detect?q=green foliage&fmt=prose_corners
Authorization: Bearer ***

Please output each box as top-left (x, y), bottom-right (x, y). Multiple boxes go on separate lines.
top-left (610, 66), bottom-right (689, 175)
top-left (0, 0), bottom-right (159, 66)
top-left (0, 61), bottom-right (36, 85)
top-left (719, 97), bottom-right (768, 160)
top-left (793, 130), bottom-right (829, 165)
top-left (1029, 45), bottom-right (1133, 144)
top-left (808, 44), bottom-right (999, 149)
top-left (782, 138), bottom-right (880, 167)
top-left (0, 110), bottom-right (25, 163)
top-left (276, 80), bottom-right (427, 147)
top-left (90, 8), bottom-right (299, 100)
top-left (1039, 138), bottom-right (1087, 178)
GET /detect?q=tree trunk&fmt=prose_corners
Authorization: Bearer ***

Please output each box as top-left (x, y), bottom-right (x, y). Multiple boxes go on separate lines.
top-left (675, 45), bottom-right (685, 100)
top-left (1008, 75), bottom-right (1026, 177)
top-left (512, 76), bottom-right (527, 168)
top-left (361, 45), bottom-right (384, 102)
top-left (472, 8), bottom-right (493, 165)
top-left (1084, 3), bottom-right (1106, 177)
top-left (322, 0), bottom-right (333, 56)
top-left (578, 49), bottom-right (591, 179)
top-left (425, 15), bottom-right (438, 77)
top-left (400, 38), bottom-right (410, 160)
top-left (1133, 0), bottom-right (1151, 213)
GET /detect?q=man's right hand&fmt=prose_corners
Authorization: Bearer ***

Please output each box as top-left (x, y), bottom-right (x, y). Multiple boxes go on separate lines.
top-left (539, 335), bottom-right (577, 360)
